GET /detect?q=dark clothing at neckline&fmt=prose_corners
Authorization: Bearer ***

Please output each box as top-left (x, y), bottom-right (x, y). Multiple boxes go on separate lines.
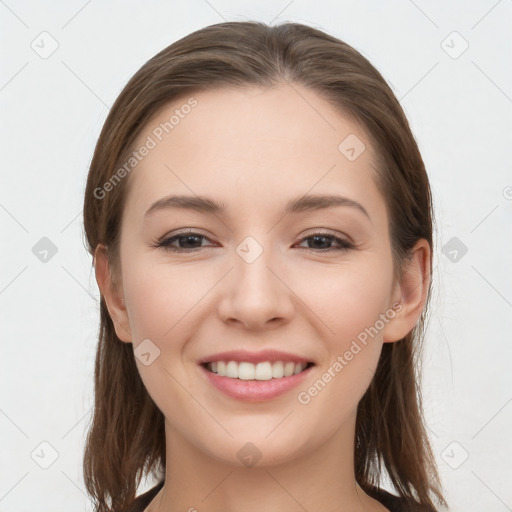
top-left (124, 480), bottom-right (435, 512)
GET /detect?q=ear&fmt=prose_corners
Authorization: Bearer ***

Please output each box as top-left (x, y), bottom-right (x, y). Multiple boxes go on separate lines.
top-left (93, 244), bottom-right (132, 343)
top-left (381, 239), bottom-right (431, 343)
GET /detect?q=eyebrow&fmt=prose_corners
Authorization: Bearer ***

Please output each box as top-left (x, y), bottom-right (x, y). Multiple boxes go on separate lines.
top-left (144, 194), bottom-right (370, 220)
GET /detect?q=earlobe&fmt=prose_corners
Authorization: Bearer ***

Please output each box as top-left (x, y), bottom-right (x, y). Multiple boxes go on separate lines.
top-left (93, 244), bottom-right (132, 343)
top-left (382, 239), bottom-right (431, 343)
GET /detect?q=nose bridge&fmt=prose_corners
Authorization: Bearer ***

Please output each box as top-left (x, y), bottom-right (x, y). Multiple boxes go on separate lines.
top-left (237, 241), bottom-right (273, 292)
top-left (217, 234), bottom-right (293, 327)
top-left (234, 234), bottom-right (279, 302)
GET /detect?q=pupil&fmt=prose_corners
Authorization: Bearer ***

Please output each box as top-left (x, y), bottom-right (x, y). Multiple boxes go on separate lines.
top-left (181, 235), bottom-right (200, 248)
top-left (310, 235), bottom-right (328, 249)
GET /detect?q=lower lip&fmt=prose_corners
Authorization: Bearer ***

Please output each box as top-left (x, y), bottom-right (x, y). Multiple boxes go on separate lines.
top-left (199, 364), bottom-right (314, 401)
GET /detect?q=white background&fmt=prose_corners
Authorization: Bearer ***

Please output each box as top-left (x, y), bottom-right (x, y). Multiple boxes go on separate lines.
top-left (1, 1), bottom-right (511, 510)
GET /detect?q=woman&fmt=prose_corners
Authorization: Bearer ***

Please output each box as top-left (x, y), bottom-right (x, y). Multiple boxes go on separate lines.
top-left (82, 21), bottom-right (448, 512)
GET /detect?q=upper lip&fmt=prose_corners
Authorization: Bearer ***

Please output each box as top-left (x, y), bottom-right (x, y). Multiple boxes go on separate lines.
top-left (198, 349), bottom-right (313, 365)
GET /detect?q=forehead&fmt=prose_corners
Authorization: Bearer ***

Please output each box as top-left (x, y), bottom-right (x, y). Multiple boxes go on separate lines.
top-left (125, 83), bottom-right (384, 221)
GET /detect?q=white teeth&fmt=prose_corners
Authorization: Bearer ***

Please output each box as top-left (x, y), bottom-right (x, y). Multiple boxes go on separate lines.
top-left (206, 360), bottom-right (308, 380)
top-left (284, 362), bottom-right (295, 377)
top-left (226, 361), bottom-right (238, 378)
top-left (238, 362), bottom-right (255, 380)
top-left (271, 361), bottom-right (284, 378)
top-left (255, 362), bottom-right (272, 380)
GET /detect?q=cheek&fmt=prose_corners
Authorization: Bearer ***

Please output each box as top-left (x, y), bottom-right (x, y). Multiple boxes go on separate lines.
top-left (291, 258), bottom-right (393, 403)
top-left (293, 257), bottom-right (395, 347)
top-left (122, 259), bottom-right (212, 342)
top-left (120, 258), bottom-right (219, 407)
top-left (120, 261), bottom-right (208, 426)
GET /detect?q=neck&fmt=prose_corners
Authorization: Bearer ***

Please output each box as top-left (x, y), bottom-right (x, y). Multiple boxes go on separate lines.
top-left (149, 416), bottom-right (385, 512)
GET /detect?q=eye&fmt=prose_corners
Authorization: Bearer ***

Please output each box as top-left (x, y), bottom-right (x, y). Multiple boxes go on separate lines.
top-left (154, 230), bottom-right (216, 252)
top-left (295, 232), bottom-right (354, 252)
top-left (153, 230), bottom-right (354, 253)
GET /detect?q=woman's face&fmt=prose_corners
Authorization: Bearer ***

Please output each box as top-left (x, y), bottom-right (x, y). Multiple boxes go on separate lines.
top-left (106, 83), bottom-right (410, 467)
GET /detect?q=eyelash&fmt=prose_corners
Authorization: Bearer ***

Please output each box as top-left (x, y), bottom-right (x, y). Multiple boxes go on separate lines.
top-left (153, 230), bottom-right (355, 254)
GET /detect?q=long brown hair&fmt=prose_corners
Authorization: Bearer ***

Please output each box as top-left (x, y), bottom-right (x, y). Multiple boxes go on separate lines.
top-left (82, 20), bottom-right (447, 511)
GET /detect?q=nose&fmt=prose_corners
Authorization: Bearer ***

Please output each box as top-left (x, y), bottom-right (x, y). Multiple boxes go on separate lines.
top-left (217, 243), bottom-right (295, 330)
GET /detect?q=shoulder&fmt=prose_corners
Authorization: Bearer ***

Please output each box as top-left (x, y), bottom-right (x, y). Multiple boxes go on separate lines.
top-left (123, 481), bottom-right (437, 512)
top-left (124, 480), bottom-right (164, 512)
top-left (367, 486), bottom-right (439, 512)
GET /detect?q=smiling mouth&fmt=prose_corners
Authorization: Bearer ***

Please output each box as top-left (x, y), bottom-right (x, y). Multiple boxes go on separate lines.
top-left (202, 360), bottom-right (315, 380)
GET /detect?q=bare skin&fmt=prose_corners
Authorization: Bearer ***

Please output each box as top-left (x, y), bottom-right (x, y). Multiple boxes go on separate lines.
top-left (95, 82), bottom-right (430, 512)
